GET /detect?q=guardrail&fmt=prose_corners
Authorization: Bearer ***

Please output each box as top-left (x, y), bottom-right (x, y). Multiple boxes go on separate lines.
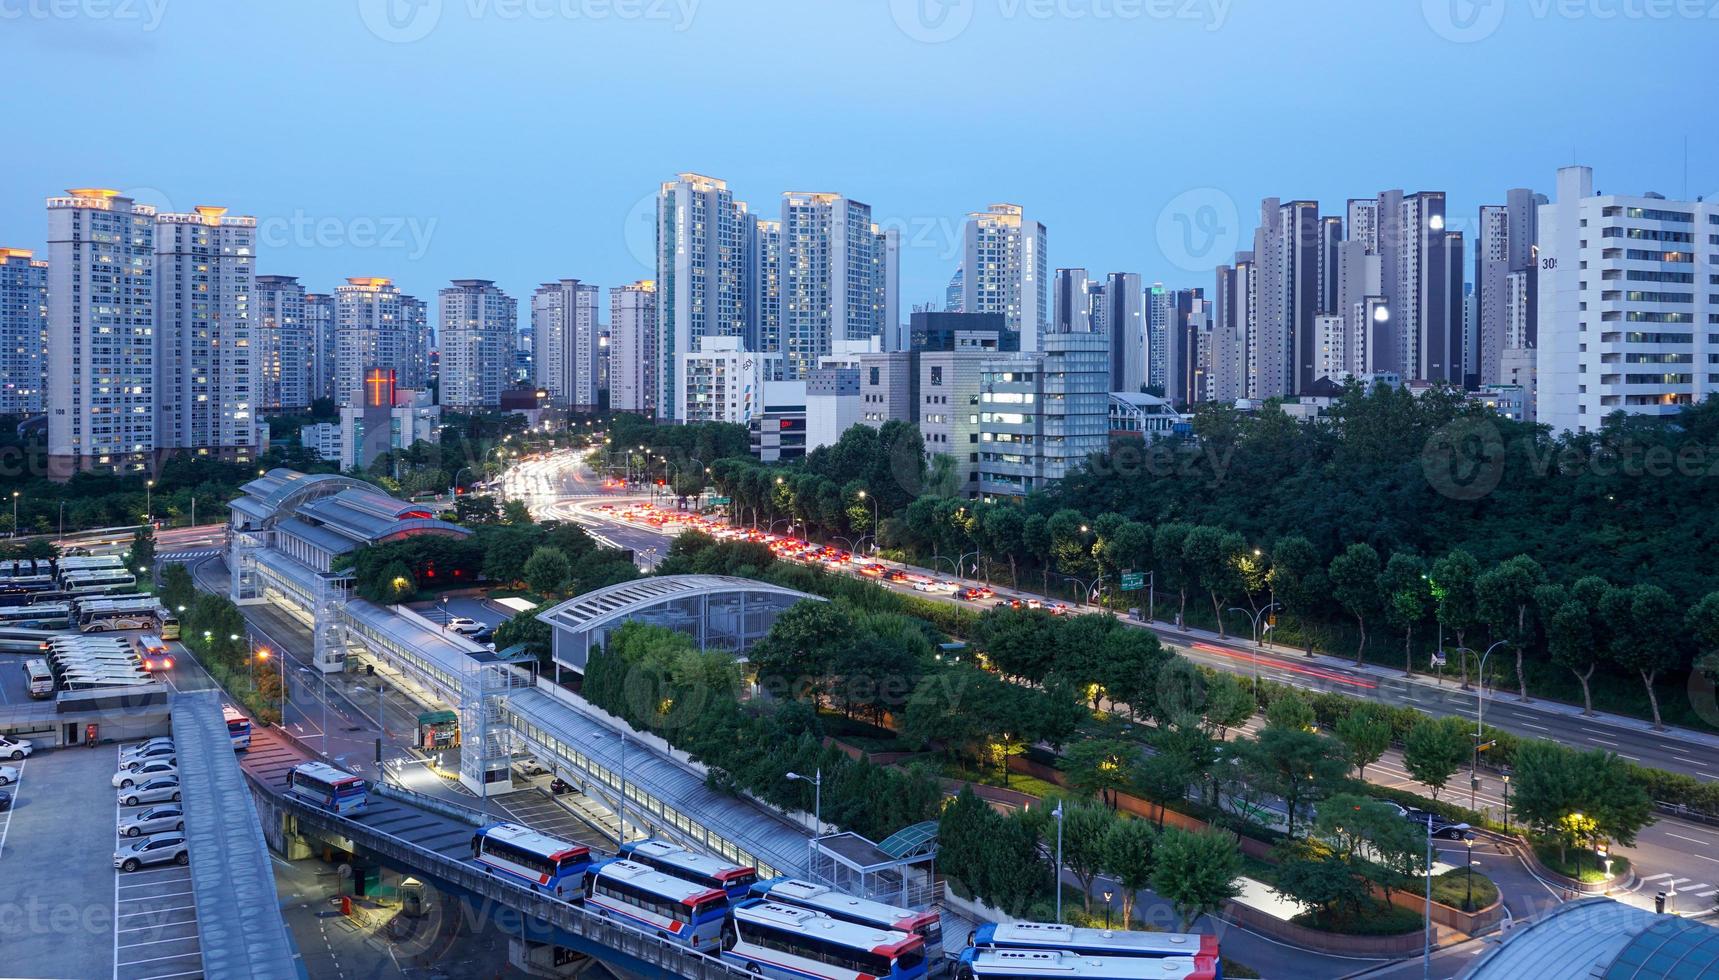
top-left (1654, 800), bottom-right (1719, 828)
top-left (251, 775), bottom-right (750, 979)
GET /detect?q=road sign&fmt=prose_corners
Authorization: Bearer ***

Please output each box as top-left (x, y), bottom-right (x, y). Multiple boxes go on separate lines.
top-left (1120, 572), bottom-right (1145, 591)
top-left (711, 496), bottom-right (732, 505)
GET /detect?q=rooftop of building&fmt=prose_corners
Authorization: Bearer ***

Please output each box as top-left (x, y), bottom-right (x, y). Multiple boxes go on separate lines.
top-left (1465, 897), bottom-right (1719, 979)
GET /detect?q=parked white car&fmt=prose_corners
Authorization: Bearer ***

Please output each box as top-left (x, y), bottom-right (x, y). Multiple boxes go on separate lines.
top-left (114, 833), bottom-right (188, 872)
top-left (120, 739), bottom-right (175, 764)
top-left (115, 760), bottom-right (179, 788)
top-left (119, 805), bottom-right (185, 838)
top-left (118, 777), bottom-right (181, 807)
top-left (0, 765), bottom-right (18, 786)
top-left (0, 736), bottom-right (32, 760)
top-left (444, 616), bottom-right (483, 635)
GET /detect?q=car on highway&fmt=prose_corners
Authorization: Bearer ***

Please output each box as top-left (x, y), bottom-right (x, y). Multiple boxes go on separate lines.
top-left (114, 833), bottom-right (189, 872)
top-left (1378, 800), bottom-right (1473, 840)
top-left (118, 777), bottom-right (181, 807)
top-left (859, 564), bottom-right (885, 578)
top-left (0, 764), bottom-right (17, 786)
top-left (0, 735), bottom-right (32, 760)
top-left (118, 805), bottom-right (185, 837)
top-left (119, 743), bottom-right (177, 768)
top-left (114, 760), bottom-right (178, 788)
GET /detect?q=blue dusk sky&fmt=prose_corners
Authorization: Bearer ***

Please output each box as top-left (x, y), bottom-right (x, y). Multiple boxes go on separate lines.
top-left (2, 0), bottom-right (1713, 315)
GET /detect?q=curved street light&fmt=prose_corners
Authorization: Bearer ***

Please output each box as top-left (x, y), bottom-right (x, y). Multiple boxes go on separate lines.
top-left (1227, 602), bottom-right (1282, 699)
top-left (1458, 640), bottom-right (1511, 811)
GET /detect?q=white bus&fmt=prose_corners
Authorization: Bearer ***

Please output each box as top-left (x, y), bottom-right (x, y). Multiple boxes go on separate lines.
top-left (222, 705), bottom-right (252, 750)
top-left (59, 670), bottom-right (155, 691)
top-left (0, 604), bottom-right (70, 629)
top-left (971, 923), bottom-right (1217, 965)
top-left (55, 555), bottom-right (126, 578)
top-left (77, 598), bottom-right (162, 633)
top-left (470, 823), bottom-right (593, 901)
top-left (954, 949), bottom-right (1214, 980)
top-left (751, 878), bottom-right (944, 967)
top-left (723, 900), bottom-right (929, 980)
top-left (285, 762), bottom-right (368, 814)
top-left (616, 838), bottom-right (759, 898)
top-left (62, 572), bottom-right (137, 597)
top-left (23, 658), bottom-right (54, 698)
top-left (584, 859), bottom-right (730, 952)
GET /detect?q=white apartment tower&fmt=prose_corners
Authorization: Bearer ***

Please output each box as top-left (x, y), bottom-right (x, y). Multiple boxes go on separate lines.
top-left (153, 206), bottom-right (258, 457)
top-left (656, 173), bottom-right (749, 421)
top-left (747, 216), bottom-right (782, 367)
top-left (962, 204), bottom-right (1048, 352)
top-left (46, 189), bottom-right (157, 474)
top-left (255, 275), bottom-right (312, 411)
top-left (334, 277), bottom-right (428, 406)
top-left (778, 193), bottom-right (892, 379)
top-left (1537, 165), bottom-right (1717, 434)
top-left (610, 279), bottom-right (658, 415)
top-left (306, 292), bottom-right (337, 403)
top-left (0, 248), bottom-right (48, 415)
top-left (440, 279), bottom-right (518, 410)
top-left (530, 279), bottom-right (598, 411)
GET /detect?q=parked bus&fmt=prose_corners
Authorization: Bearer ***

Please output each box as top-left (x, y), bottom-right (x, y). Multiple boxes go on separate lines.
top-left (62, 572), bottom-right (137, 597)
top-left (470, 823), bottom-right (592, 901)
top-left (0, 603), bottom-right (70, 629)
top-left (130, 634), bottom-right (173, 671)
top-left (970, 923), bottom-right (1217, 971)
top-left (156, 608), bottom-right (180, 640)
top-left (54, 555), bottom-right (126, 578)
top-left (750, 878), bottom-right (944, 968)
top-left (77, 598), bottom-right (161, 632)
top-left (223, 705), bottom-right (252, 750)
top-left (955, 948), bottom-right (1214, 980)
top-left (723, 900), bottom-right (929, 980)
top-left (583, 859), bottom-right (729, 951)
top-left (616, 839), bottom-right (758, 899)
top-left (285, 762), bottom-right (367, 814)
top-left (58, 670), bottom-right (155, 691)
top-left (23, 658), bottom-right (53, 699)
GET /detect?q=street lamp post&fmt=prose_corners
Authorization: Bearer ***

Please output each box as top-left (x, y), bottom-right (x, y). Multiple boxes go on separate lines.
top-left (1423, 812), bottom-right (1434, 980)
top-left (146, 479), bottom-right (154, 524)
top-left (9, 491), bottom-right (17, 537)
top-left (1465, 836), bottom-right (1475, 912)
top-left (1053, 801), bottom-right (1065, 923)
top-left (594, 731), bottom-right (630, 843)
top-left (1502, 773), bottom-right (1512, 832)
top-left (1228, 602), bottom-right (1282, 700)
top-left (1466, 640), bottom-right (1509, 810)
top-left (786, 768), bottom-right (822, 868)
top-left (1103, 890), bottom-right (1113, 930)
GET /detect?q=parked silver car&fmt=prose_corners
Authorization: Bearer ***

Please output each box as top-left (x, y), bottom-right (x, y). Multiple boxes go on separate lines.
top-left (114, 833), bottom-right (188, 872)
top-left (119, 805), bottom-right (185, 838)
top-left (114, 760), bottom-right (179, 788)
top-left (118, 777), bottom-right (181, 807)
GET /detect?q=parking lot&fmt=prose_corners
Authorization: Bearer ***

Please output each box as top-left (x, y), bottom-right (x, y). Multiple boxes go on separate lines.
top-left (112, 737), bottom-right (202, 980)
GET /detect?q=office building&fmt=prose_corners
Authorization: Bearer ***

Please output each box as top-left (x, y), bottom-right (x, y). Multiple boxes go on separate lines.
top-left (677, 336), bottom-right (777, 425)
top-left (440, 279), bottom-right (518, 410)
top-left (918, 347), bottom-right (992, 496)
top-left (529, 278), bottom-right (597, 411)
top-left (1053, 267), bottom-right (1092, 334)
top-left (255, 275), bottom-right (312, 411)
top-left (334, 277), bottom-right (427, 407)
top-left (46, 189), bottom-right (158, 475)
top-left (1536, 165), bottom-right (1717, 433)
top-left (610, 280), bottom-right (658, 415)
top-left (0, 248), bottom-right (47, 415)
top-left (857, 351), bottom-right (918, 429)
top-left (656, 173), bottom-right (750, 421)
top-left (339, 371), bottom-right (440, 471)
top-left (751, 380), bottom-right (808, 463)
top-left (945, 267), bottom-right (963, 313)
top-left (1091, 272), bottom-right (1144, 393)
top-left (962, 204), bottom-right (1047, 352)
top-left (977, 327), bottom-right (1109, 499)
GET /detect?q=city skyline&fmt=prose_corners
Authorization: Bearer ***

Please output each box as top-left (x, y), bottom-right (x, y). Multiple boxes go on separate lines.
top-left (2, 3), bottom-right (1713, 314)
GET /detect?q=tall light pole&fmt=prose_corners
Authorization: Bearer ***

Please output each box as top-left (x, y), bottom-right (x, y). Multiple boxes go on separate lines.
top-left (1228, 602), bottom-right (1281, 700)
top-left (787, 767), bottom-right (823, 871)
top-left (1423, 811), bottom-right (1434, 980)
top-left (855, 490), bottom-right (880, 549)
top-left (1466, 640), bottom-right (1509, 810)
top-left (595, 730), bottom-right (631, 843)
top-left (145, 479), bottom-right (154, 524)
top-left (9, 491), bottom-right (17, 537)
top-left (1053, 800), bottom-right (1065, 922)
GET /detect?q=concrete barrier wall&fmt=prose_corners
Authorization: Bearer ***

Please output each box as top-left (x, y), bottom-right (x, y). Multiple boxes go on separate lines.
top-left (1217, 900), bottom-right (1441, 957)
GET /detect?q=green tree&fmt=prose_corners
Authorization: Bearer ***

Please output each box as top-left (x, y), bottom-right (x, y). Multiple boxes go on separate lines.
top-left (1239, 724), bottom-right (1350, 838)
top-left (1543, 577), bottom-right (1608, 716)
top-left (1402, 716), bottom-right (1469, 801)
top-left (501, 498), bottom-right (532, 525)
top-left (1601, 583), bottom-right (1686, 730)
top-left (1334, 702), bottom-right (1393, 780)
top-left (1475, 554), bottom-right (1546, 702)
top-left (1328, 543), bottom-right (1382, 664)
top-left (1200, 672), bottom-right (1256, 737)
top-left (522, 546), bottom-right (573, 595)
top-left (1063, 739), bottom-right (1136, 808)
top-left (127, 525), bottom-right (157, 578)
top-left (1379, 552), bottom-right (1429, 674)
top-left (1264, 692), bottom-right (1315, 732)
top-left (1273, 855), bottom-right (1369, 924)
top-left (1430, 549), bottom-right (1482, 688)
top-left (1101, 818), bottom-right (1158, 927)
top-left (1058, 802), bottom-right (1116, 913)
top-left (748, 600), bottom-right (851, 702)
top-left (982, 506), bottom-right (1027, 587)
top-left (1131, 749), bottom-right (1195, 830)
top-left (368, 560), bottom-right (417, 604)
top-left (1152, 828), bottom-right (1243, 930)
top-left (1270, 535), bottom-right (1325, 654)
top-left (1183, 525), bottom-right (1246, 638)
top-left (1152, 523), bottom-right (1195, 627)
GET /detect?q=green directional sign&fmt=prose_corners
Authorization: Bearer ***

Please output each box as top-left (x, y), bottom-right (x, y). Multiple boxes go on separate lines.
top-left (711, 496), bottom-right (732, 505)
top-left (1121, 572), bottom-right (1145, 591)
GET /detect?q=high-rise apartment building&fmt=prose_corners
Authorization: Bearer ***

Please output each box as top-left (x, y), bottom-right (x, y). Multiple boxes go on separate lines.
top-left (1094, 272), bottom-right (1144, 393)
top-left (255, 275), bottom-right (312, 411)
top-left (1476, 188), bottom-right (1546, 386)
top-left (1536, 165), bottom-right (1717, 434)
top-left (306, 292), bottom-right (336, 403)
top-left (778, 193), bottom-right (896, 378)
top-left (746, 217), bottom-right (782, 365)
top-left (1210, 260), bottom-right (1250, 403)
top-left (46, 189), bottom-right (158, 475)
top-left (1250, 199), bottom-right (1322, 397)
top-left (1395, 191), bottom-right (1464, 384)
top-left (529, 279), bottom-right (597, 411)
top-left (609, 280), bottom-right (658, 416)
top-left (152, 205), bottom-right (258, 457)
top-left (1165, 289), bottom-right (1209, 406)
top-left (334, 277), bottom-right (427, 407)
top-left (440, 279), bottom-right (517, 410)
top-left (656, 173), bottom-right (749, 421)
top-left (962, 204), bottom-right (1048, 352)
top-left (0, 248), bottom-right (48, 416)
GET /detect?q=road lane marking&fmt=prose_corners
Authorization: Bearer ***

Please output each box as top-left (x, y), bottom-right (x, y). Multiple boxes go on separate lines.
top-left (1642, 872), bottom-right (1672, 881)
top-left (1520, 722), bottom-right (1551, 732)
top-left (1667, 833), bottom-right (1715, 846)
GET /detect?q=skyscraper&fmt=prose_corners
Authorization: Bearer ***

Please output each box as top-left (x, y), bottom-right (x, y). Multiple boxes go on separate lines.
top-left (255, 275), bottom-right (312, 411)
top-left (154, 206), bottom-right (258, 456)
top-left (656, 173), bottom-right (749, 421)
top-left (778, 193), bottom-right (890, 378)
top-left (1248, 199), bottom-right (1323, 397)
top-left (530, 279), bottom-right (599, 410)
top-left (1394, 191), bottom-right (1465, 384)
top-left (746, 216), bottom-right (781, 365)
top-left (1093, 272), bottom-right (1144, 392)
top-left (1053, 268), bottom-right (1091, 334)
top-left (1163, 287), bottom-right (1208, 406)
top-left (1210, 260), bottom-right (1250, 403)
top-left (334, 277), bottom-right (427, 407)
top-left (47, 189), bottom-right (157, 475)
top-left (0, 248), bottom-right (47, 416)
top-left (609, 280), bottom-right (658, 415)
top-left (1476, 188), bottom-right (1545, 386)
top-left (306, 292), bottom-right (337, 403)
top-left (439, 279), bottom-right (517, 410)
top-left (945, 267), bottom-right (964, 313)
top-left (962, 204), bottom-right (1048, 352)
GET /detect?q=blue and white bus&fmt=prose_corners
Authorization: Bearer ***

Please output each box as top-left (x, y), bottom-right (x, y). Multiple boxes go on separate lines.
top-left (955, 948), bottom-right (1214, 980)
top-left (471, 823), bottom-right (592, 901)
top-left (970, 922), bottom-right (1216, 974)
top-left (222, 705), bottom-right (252, 750)
top-left (723, 899), bottom-right (929, 980)
top-left (285, 762), bottom-right (367, 814)
top-left (752, 877), bottom-right (944, 968)
top-left (584, 858), bottom-right (730, 952)
top-left (616, 838), bottom-right (758, 899)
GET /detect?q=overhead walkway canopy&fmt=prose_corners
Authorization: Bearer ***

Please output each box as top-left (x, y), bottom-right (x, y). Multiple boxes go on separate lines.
top-left (536, 574), bottom-right (821, 672)
top-left (169, 690), bottom-right (298, 980)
